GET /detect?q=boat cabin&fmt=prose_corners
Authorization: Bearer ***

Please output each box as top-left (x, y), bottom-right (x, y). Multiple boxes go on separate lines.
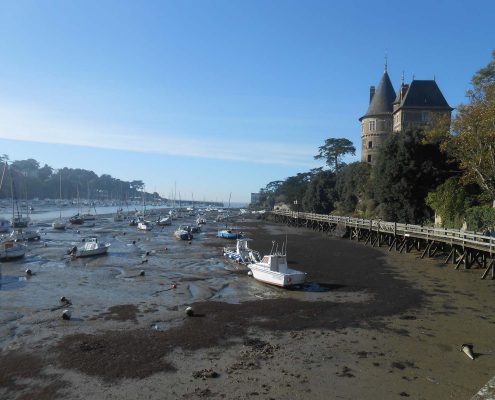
top-left (261, 254), bottom-right (289, 273)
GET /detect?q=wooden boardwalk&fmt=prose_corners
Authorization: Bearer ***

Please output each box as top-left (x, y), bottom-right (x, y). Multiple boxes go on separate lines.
top-left (271, 210), bottom-right (495, 280)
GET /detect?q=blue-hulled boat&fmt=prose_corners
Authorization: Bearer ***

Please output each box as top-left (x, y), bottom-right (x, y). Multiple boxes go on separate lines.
top-left (217, 229), bottom-right (243, 239)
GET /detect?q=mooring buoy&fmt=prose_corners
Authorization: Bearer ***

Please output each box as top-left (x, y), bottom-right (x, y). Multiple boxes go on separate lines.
top-left (139, 270), bottom-right (145, 276)
top-left (62, 309), bottom-right (72, 320)
top-left (25, 269), bottom-right (32, 276)
top-left (185, 306), bottom-right (194, 317)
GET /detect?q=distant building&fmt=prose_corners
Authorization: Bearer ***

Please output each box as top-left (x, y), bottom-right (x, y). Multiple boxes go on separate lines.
top-left (360, 64), bottom-right (453, 164)
top-left (250, 192), bottom-right (261, 204)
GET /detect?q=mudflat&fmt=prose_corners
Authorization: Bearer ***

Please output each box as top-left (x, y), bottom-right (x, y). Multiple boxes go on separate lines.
top-left (1, 217), bottom-right (494, 399)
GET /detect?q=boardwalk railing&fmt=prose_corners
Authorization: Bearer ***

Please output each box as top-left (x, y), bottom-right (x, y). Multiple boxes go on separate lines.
top-left (270, 209), bottom-right (495, 279)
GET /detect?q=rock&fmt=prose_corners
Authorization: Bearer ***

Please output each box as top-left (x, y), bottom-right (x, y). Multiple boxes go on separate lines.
top-left (192, 368), bottom-right (219, 379)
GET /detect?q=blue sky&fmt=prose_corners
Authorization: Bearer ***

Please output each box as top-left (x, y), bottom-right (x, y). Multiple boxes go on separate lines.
top-left (0, 0), bottom-right (493, 203)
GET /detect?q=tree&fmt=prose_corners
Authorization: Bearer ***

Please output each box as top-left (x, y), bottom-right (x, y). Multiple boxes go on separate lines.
top-left (314, 138), bottom-right (356, 171)
top-left (373, 129), bottom-right (453, 224)
top-left (425, 50), bottom-right (495, 201)
top-left (277, 172), bottom-right (312, 209)
top-left (302, 170), bottom-right (337, 213)
top-left (426, 177), bottom-right (480, 228)
top-left (335, 162), bottom-right (372, 214)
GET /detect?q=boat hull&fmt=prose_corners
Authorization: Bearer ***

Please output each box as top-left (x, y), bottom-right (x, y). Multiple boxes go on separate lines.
top-left (174, 231), bottom-right (192, 240)
top-left (248, 264), bottom-right (306, 287)
top-left (52, 221), bottom-right (66, 230)
top-left (217, 231), bottom-right (242, 239)
top-left (0, 243), bottom-right (26, 261)
top-left (76, 245), bottom-right (110, 257)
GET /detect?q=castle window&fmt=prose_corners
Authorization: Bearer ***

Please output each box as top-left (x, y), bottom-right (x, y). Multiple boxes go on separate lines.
top-left (368, 141), bottom-right (373, 149)
top-left (367, 154), bottom-right (372, 163)
top-left (368, 120), bottom-right (376, 131)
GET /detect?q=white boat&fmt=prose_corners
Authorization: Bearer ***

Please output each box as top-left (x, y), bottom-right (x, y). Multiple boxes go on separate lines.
top-left (247, 243), bottom-right (306, 288)
top-left (71, 237), bottom-right (110, 258)
top-left (0, 240), bottom-right (26, 261)
top-left (156, 216), bottom-right (171, 226)
top-left (137, 220), bottom-right (153, 231)
top-left (10, 228), bottom-right (41, 242)
top-left (0, 218), bottom-right (10, 233)
top-left (81, 212), bottom-right (96, 221)
top-left (52, 220), bottom-right (66, 230)
top-left (223, 238), bottom-right (261, 264)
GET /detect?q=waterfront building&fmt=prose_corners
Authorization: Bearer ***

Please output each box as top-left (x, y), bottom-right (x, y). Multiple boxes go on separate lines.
top-left (360, 64), bottom-right (453, 164)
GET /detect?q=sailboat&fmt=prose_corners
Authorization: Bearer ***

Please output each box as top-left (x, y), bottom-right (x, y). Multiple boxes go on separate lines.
top-left (137, 187), bottom-right (152, 231)
top-left (69, 185), bottom-right (84, 225)
top-left (0, 239), bottom-right (26, 261)
top-left (8, 164), bottom-right (40, 241)
top-left (0, 163), bottom-right (10, 233)
top-left (80, 182), bottom-right (96, 221)
top-left (52, 171), bottom-right (66, 230)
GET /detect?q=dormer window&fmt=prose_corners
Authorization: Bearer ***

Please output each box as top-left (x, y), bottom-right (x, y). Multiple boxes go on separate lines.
top-left (368, 119), bottom-right (376, 131)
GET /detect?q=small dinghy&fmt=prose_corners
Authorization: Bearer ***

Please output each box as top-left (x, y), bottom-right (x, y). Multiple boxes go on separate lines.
top-left (247, 242), bottom-right (306, 288)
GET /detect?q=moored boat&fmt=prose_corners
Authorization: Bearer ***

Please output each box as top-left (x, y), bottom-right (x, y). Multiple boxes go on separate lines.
top-left (247, 244), bottom-right (306, 288)
top-left (52, 220), bottom-right (66, 230)
top-left (174, 225), bottom-right (193, 240)
top-left (10, 228), bottom-right (41, 242)
top-left (156, 216), bottom-right (172, 226)
top-left (0, 240), bottom-right (26, 261)
top-left (137, 220), bottom-right (153, 231)
top-left (69, 214), bottom-right (84, 225)
top-left (217, 229), bottom-right (242, 239)
top-left (223, 238), bottom-right (261, 264)
top-left (0, 218), bottom-right (10, 233)
top-left (11, 216), bottom-right (30, 228)
top-left (69, 236), bottom-right (110, 258)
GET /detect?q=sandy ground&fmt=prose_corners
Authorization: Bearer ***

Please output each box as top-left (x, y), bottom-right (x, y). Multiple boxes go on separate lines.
top-left (1, 216), bottom-right (494, 399)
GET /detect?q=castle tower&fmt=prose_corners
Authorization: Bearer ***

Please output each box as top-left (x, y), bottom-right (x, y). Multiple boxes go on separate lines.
top-left (359, 66), bottom-right (396, 164)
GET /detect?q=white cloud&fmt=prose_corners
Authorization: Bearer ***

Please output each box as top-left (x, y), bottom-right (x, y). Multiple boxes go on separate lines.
top-left (0, 104), bottom-right (318, 167)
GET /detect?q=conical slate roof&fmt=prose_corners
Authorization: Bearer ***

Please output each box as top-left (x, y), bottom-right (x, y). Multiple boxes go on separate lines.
top-left (360, 71), bottom-right (396, 120)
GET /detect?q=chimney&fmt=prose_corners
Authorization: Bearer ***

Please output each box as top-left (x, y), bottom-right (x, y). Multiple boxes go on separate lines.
top-left (369, 86), bottom-right (375, 104)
